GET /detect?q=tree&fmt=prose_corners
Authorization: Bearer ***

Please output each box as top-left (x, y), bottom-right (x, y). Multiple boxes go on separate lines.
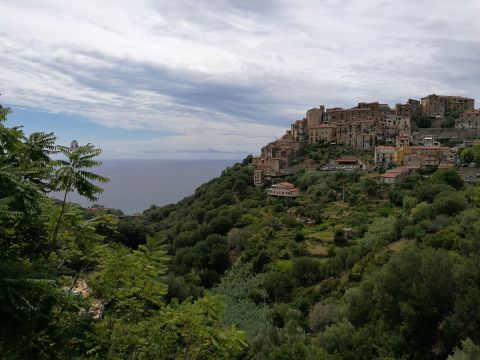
top-left (433, 192), bottom-right (466, 216)
top-left (213, 262), bottom-right (271, 339)
top-left (309, 303), bottom-right (342, 332)
top-left (233, 178), bottom-right (247, 196)
top-left (291, 257), bottom-right (322, 285)
top-left (207, 215), bottom-right (233, 235)
top-left (51, 142), bottom-right (109, 243)
top-left (146, 296), bottom-right (247, 359)
top-left (415, 116), bottom-right (432, 128)
top-left (460, 148), bottom-right (476, 165)
top-left (448, 338), bottom-right (480, 360)
top-left (334, 229), bottom-right (347, 246)
top-left (431, 169), bottom-right (464, 190)
top-left (361, 216), bottom-right (397, 248)
top-left (227, 227), bottom-right (251, 250)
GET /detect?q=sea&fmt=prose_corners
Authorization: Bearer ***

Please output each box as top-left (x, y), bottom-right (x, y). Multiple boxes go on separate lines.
top-left (51, 159), bottom-right (238, 214)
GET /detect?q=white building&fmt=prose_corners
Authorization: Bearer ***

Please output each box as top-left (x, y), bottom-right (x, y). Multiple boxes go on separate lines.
top-left (266, 182), bottom-right (300, 197)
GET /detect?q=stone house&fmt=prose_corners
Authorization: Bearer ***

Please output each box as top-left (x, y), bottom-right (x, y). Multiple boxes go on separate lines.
top-left (385, 115), bottom-right (411, 136)
top-left (308, 124), bottom-right (336, 143)
top-left (455, 110), bottom-right (480, 129)
top-left (253, 169), bottom-right (264, 187)
top-left (395, 146), bottom-right (454, 168)
top-left (380, 166), bottom-right (411, 184)
top-left (395, 99), bottom-right (421, 119)
top-left (421, 94), bottom-right (474, 117)
top-left (374, 146), bottom-right (395, 165)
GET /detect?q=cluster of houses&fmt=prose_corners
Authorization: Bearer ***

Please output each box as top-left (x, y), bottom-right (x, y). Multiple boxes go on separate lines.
top-left (254, 94), bottom-right (480, 195)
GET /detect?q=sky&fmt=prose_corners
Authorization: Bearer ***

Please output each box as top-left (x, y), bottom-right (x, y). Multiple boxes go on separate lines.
top-left (1, 0), bottom-right (479, 159)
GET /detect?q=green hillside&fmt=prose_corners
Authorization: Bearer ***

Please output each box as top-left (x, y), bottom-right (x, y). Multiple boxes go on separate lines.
top-left (2, 104), bottom-right (480, 359)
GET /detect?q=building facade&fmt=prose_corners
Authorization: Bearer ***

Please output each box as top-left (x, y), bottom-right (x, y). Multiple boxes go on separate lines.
top-left (455, 110), bottom-right (480, 129)
top-left (266, 182), bottom-right (300, 197)
top-left (421, 94), bottom-right (474, 117)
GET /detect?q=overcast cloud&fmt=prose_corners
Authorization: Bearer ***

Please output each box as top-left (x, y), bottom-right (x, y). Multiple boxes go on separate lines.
top-left (0, 0), bottom-right (479, 158)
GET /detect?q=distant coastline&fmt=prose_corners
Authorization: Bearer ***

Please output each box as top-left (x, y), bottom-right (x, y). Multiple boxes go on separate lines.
top-left (51, 159), bottom-right (238, 214)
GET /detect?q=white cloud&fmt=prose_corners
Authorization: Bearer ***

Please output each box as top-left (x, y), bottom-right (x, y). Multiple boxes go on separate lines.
top-left (0, 0), bottom-right (479, 157)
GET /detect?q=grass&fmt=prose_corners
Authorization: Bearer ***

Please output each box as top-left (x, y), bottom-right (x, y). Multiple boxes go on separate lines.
top-left (306, 230), bottom-right (335, 242)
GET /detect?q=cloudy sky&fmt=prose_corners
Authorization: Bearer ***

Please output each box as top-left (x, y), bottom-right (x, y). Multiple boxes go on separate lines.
top-left (1, 0), bottom-right (479, 159)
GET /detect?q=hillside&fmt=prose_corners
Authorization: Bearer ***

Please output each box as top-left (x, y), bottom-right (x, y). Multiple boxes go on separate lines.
top-left (112, 151), bottom-right (480, 359)
top-left (2, 104), bottom-right (480, 359)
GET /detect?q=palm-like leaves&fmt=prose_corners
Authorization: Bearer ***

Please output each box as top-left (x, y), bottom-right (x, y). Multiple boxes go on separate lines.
top-left (53, 143), bottom-right (109, 201)
top-left (51, 143), bottom-right (109, 243)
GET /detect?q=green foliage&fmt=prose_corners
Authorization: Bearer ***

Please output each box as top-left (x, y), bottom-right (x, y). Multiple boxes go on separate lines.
top-left (5, 104), bottom-right (480, 359)
top-left (433, 192), bottom-right (466, 216)
top-left (308, 303), bottom-right (342, 332)
top-left (207, 215), bottom-right (234, 235)
top-left (315, 320), bottom-right (356, 354)
top-left (448, 338), bottom-right (480, 359)
top-left (361, 215), bottom-right (397, 248)
top-left (431, 169), bottom-right (464, 190)
top-left (442, 110), bottom-right (463, 128)
top-left (415, 115), bottom-right (432, 128)
top-left (414, 116), bottom-right (432, 128)
top-left (213, 262), bottom-right (271, 339)
top-left (459, 145), bottom-right (480, 165)
top-left (145, 296), bottom-right (247, 359)
top-left (0, 107), bottom-right (247, 359)
top-left (233, 178), bottom-right (247, 196)
top-left (345, 247), bottom-right (461, 358)
top-left (291, 257), bottom-right (322, 286)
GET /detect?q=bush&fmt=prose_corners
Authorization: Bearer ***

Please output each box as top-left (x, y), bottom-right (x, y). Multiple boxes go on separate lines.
top-left (433, 193), bottom-right (466, 216)
top-left (315, 320), bottom-right (356, 354)
top-left (227, 227), bottom-right (251, 250)
top-left (207, 216), bottom-right (233, 235)
top-left (431, 169), bottom-right (464, 190)
top-left (362, 216), bottom-right (397, 248)
top-left (334, 229), bottom-right (347, 246)
top-left (308, 303), bottom-right (342, 332)
top-left (263, 271), bottom-right (294, 302)
top-left (173, 230), bottom-right (201, 248)
top-left (448, 338), bottom-right (480, 359)
top-left (291, 257), bottom-right (322, 286)
top-left (415, 116), bottom-right (432, 128)
top-left (411, 202), bottom-right (434, 223)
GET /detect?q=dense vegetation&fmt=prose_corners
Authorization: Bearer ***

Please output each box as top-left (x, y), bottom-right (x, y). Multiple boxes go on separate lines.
top-left (0, 105), bottom-right (245, 359)
top-left (2, 104), bottom-right (480, 359)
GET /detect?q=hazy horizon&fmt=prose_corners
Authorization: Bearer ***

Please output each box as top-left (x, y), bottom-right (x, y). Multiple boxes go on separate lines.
top-left (51, 158), bottom-right (238, 214)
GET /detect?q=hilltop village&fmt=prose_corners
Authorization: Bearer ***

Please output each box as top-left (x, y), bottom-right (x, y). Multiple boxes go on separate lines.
top-left (253, 94), bottom-right (480, 193)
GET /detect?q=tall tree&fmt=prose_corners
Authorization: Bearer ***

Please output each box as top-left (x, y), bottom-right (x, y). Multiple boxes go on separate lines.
top-left (51, 142), bottom-right (109, 243)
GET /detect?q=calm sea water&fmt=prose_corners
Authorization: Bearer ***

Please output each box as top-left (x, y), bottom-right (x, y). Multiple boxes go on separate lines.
top-left (51, 159), bottom-right (237, 214)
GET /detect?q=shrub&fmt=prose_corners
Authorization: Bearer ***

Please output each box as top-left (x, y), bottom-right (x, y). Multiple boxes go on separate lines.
top-left (433, 193), bottom-right (466, 216)
top-left (207, 216), bottom-right (233, 235)
top-left (308, 303), bottom-right (342, 332)
top-left (431, 169), bottom-right (464, 190)
top-left (291, 257), bottom-right (322, 286)
top-left (263, 271), bottom-right (295, 302)
top-left (411, 202), bottom-right (434, 223)
top-left (227, 227), bottom-right (251, 250)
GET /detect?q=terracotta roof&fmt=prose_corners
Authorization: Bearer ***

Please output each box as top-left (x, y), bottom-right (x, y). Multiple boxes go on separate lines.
top-left (275, 182), bottom-right (295, 188)
top-left (410, 146), bottom-right (450, 151)
top-left (381, 172), bottom-right (401, 178)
